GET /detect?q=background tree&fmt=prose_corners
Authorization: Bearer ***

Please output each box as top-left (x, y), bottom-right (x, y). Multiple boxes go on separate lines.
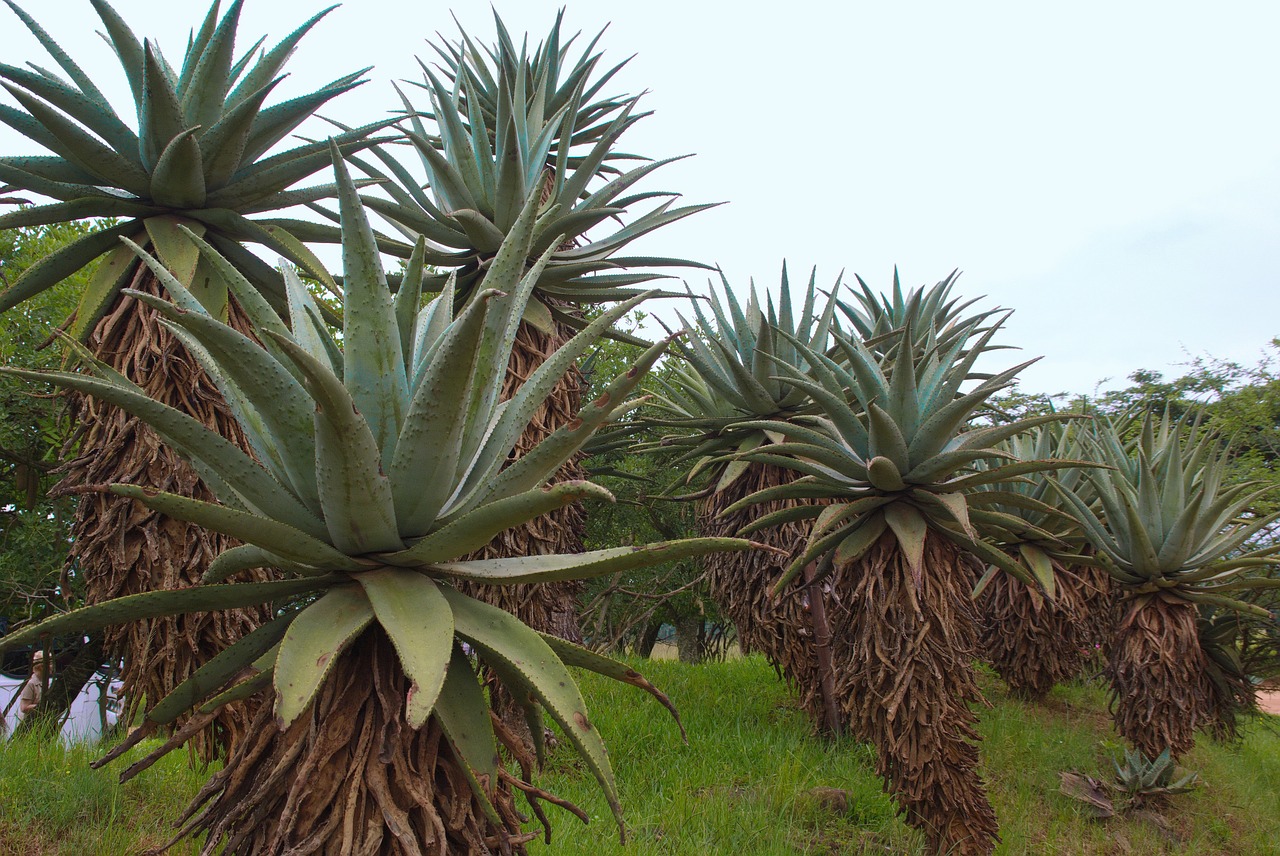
top-left (0, 222), bottom-right (85, 685)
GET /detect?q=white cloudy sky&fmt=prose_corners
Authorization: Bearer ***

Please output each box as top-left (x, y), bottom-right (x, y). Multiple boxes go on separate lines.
top-left (3, 0), bottom-right (1278, 396)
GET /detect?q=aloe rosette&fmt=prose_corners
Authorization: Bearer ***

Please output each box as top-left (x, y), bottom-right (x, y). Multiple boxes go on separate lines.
top-left (0, 0), bottom-right (393, 757)
top-left (638, 265), bottom-right (852, 733)
top-left (0, 148), bottom-right (752, 854)
top-left (732, 308), bottom-right (1068, 856)
top-left (1055, 412), bottom-right (1280, 759)
top-left (968, 423), bottom-right (1109, 699)
top-left (345, 11), bottom-right (712, 314)
top-left (0, 0), bottom-right (388, 328)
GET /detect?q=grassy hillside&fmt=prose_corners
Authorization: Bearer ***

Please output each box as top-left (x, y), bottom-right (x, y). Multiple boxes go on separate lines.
top-left (1, 656), bottom-right (1277, 855)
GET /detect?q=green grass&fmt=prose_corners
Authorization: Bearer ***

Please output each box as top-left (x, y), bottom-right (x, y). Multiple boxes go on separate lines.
top-left (0, 723), bottom-right (209, 856)
top-left (2, 657), bottom-right (1277, 855)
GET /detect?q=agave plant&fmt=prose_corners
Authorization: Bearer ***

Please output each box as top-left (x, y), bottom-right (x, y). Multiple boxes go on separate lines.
top-left (732, 307), bottom-right (1067, 855)
top-left (0, 148), bottom-right (751, 853)
top-left (0, 0), bottom-right (390, 756)
top-left (1054, 412), bottom-right (1280, 759)
top-left (968, 422), bottom-right (1108, 699)
top-left (637, 265), bottom-right (850, 732)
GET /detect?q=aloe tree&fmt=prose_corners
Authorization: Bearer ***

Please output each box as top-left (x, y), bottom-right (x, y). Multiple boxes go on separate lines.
top-left (0, 149), bottom-right (752, 853)
top-left (0, 0), bottom-right (385, 755)
top-left (638, 265), bottom-right (850, 732)
top-left (737, 310), bottom-right (1065, 855)
top-left (968, 423), bottom-right (1105, 699)
top-left (333, 11), bottom-right (712, 644)
top-left (1055, 412), bottom-right (1280, 759)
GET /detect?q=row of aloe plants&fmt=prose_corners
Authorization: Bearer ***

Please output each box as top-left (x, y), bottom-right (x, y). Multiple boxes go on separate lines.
top-left (632, 265), bottom-right (1280, 854)
top-left (0, 2), bottom-right (1277, 855)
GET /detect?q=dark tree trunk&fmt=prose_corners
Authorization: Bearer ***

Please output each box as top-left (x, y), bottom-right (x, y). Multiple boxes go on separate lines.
top-left (634, 621), bottom-right (661, 658)
top-left (699, 463), bottom-right (848, 735)
top-left (673, 613), bottom-right (706, 664)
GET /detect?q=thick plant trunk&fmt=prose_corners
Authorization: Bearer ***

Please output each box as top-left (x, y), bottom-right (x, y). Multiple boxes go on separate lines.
top-left (167, 629), bottom-right (533, 855)
top-left (1074, 554), bottom-right (1117, 669)
top-left (1110, 595), bottom-right (1215, 760)
top-left (699, 463), bottom-right (847, 735)
top-left (459, 321), bottom-right (586, 642)
top-left (52, 272), bottom-right (272, 762)
top-left (978, 558), bottom-right (1091, 700)
top-left (839, 532), bottom-right (999, 856)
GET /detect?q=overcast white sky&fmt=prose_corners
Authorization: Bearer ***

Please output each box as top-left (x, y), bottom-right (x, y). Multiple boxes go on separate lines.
top-left (3, 1), bottom-right (1278, 396)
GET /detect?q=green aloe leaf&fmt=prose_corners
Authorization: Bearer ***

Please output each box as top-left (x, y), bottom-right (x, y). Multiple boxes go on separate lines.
top-left (146, 611), bottom-right (294, 727)
top-left (443, 586), bottom-right (625, 834)
top-left (111, 484), bottom-right (358, 570)
top-left (273, 584), bottom-right (374, 729)
top-left (268, 333), bottom-right (403, 554)
top-left (429, 537), bottom-right (752, 585)
top-left (356, 569), bottom-right (453, 728)
top-left (385, 481), bottom-right (613, 567)
top-left (0, 576), bottom-right (337, 655)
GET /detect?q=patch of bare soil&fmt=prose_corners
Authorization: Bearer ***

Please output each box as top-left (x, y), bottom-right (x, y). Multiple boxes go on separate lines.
top-left (1257, 689), bottom-right (1280, 716)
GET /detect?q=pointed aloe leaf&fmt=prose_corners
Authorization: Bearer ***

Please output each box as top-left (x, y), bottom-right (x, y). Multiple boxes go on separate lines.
top-left (330, 142), bottom-right (407, 464)
top-left (130, 288), bottom-right (320, 511)
top-left (935, 525), bottom-right (1040, 590)
top-left (267, 333), bottom-right (403, 554)
top-left (442, 586), bottom-right (625, 833)
top-left (202, 543), bottom-right (299, 584)
top-left (914, 490), bottom-right (975, 538)
top-left (429, 537), bottom-right (752, 585)
top-left (393, 237), bottom-right (426, 373)
top-left (181, 0), bottom-right (241, 129)
top-left (200, 75), bottom-right (283, 189)
top-left (540, 633), bottom-right (686, 741)
top-left (228, 5), bottom-right (336, 108)
top-left (737, 502), bottom-right (826, 537)
top-left (199, 667), bottom-right (273, 714)
top-left (867, 456), bottom-right (906, 492)
top-left (356, 569), bottom-right (453, 728)
top-left (0, 366), bottom-right (325, 536)
top-left (434, 645), bottom-right (503, 816)
top-left (884, 502), bottom-right (928, 581)
top-left (455, 292), bottom-right (653, 507)
top-left (385, 481), bottom-right (612, 567)
top-left (0, 576), bottom-right (338, 655)
top-left (150, 127), bottom-right (207, 208)
top-left (867, 402), bottom-right (910, 472)
top-left (389, 289), bottom-right (496, 535)
top-left (0, 82), bottom-right (148, 195)
top-left (279, 265), bottom-right (339, 374)
top-left (833, 512), bottom-right (890, 568)
top-left (464, 335), bottom-right (672, 511)
top-left (1019, 543), bottom-right (1057, 599)
top-left (273, 584), bottom-right (374, 729)
top-left (111, 483), bottom-right (361, 570)
top-left (0, 221), bottom-right (137, 314)
top-left (68, 238), bottom-right (142, 342)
